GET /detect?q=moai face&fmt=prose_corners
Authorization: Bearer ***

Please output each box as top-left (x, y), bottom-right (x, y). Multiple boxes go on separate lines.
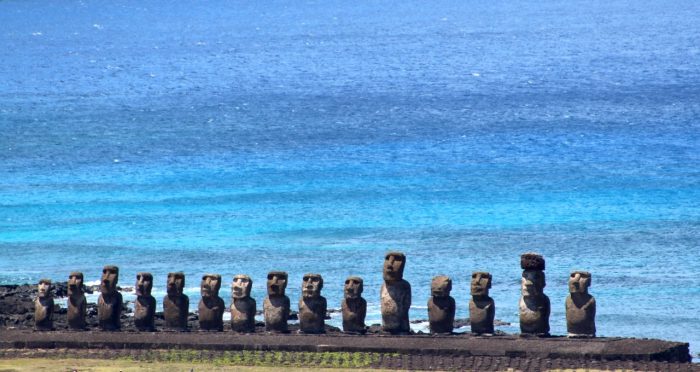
top-left (431, 275), bottom-right (452, 298)
top-left (100, 266), bottom-right (119, 295)
top-left (68, 272), bottom-right (84, 296)
top-left (383, 252), bottom-right (406, 282)
top-left (167, 272), bottom-right (185, 296)
top-left (232, 274), bottom-right (252, 299)
top-left (302, 274), bottom-right (323, 299)
top-left (521, 270), bottom-right (546, 296)
top-left (201, 274), bottom-right (222, 299)
top-left (470, 272), bottom-right (492, 297)
top-left (568, 271), bottom-right (591, 294)
top-left (344, 277), bottom-right (363, 299)
top-left (267, 271), bottom-right (288, 296)
top-left (136, 272), bottom-right (153, 297)
top-left (37, 279), bottom-right (52, 298)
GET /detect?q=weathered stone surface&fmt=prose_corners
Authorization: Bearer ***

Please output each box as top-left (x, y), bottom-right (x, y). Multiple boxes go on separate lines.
top-left (33, 279), bottom-right (54, 331)
top-left (198, 274), bottom-right (224, 331)
top-left (134, 272), bottom-right (155, 332)
top-left (264, 271), bottom-right (290, 333)
top-left (298, 273), bottom-right (326, 334)
top-left (380, 251), bottom-right (411, 334)
top-left (66, 272), bottom-right (86, 330)
top-left (469, 271), bottom-right (495, 334)
top-left (428, 275), bottom-right (454, 334)
top-left (341, 276), bottom-right (366, 334)
top-left (231, 274), bottom-right (256, 333)
top-left (97, 266), bottom-right (122, 331)
top-left (519, 254), bottom-right (549, 336)
top-left (566, 270), bottom-right (596, 337)
top-left (521, 252), bottom-right (545, 271)
top-left (163, 272), bottom-right (189, 330)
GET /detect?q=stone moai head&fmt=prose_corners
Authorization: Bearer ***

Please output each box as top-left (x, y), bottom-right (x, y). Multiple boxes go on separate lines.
top-left (344, 277), bottom-right (364, 299)
top-left (201, 274), bottom-right (222, 298)
top-left (431, 275), bottom-right (452, 298)
top-left (37, 279), bottom-right (52, 298)
top-left (267, 271), bottom-right (288, 296)
top-left (568, 271), bottom-right (591, 294)
top-left (302, 273), bottom-right (323, 299)
top-left (470, 272), bottom-right (492, 297)
top-left (167, 272), bottom-right (185, 296)
top-left (383, 251), bottom-right (406, 282)
top-left (100, 265), bottom-right (119, 295)
top-left (68, 272), bottom-right (84, 296)
top-left (521, 253), bottom-right (546, 297)
top-left (232, 274), bottom-right (252, 299)
top-left (136, 272), bottom-right (153, 297)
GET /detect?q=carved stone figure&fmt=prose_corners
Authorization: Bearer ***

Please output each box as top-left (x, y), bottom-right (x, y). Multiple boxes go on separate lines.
top-left (199, 274), bottom-right (225, 331)
top-left (34, 279), bottom-right (54, 331)
top-left (380, 251), bottom-right (411, 334)
top-left (263, 271), bottom-right (290, 333)
top-left (231, 274), bottom-right (256, 333)
top-left (428, 275), bottom-right (455, 334)
top-left (341, 276), bottom-right (366, 334)
top-left (66, 272), bottom-right (86, 330)
top-left (566, 271), bottom-right (596, 337)
top-left (163, 272), bottom-right (189, 330)
top-left (298, 273), bottom-right (326, 334)
top-left (134, 272), bottom-right (156, 331)
top-left (519, 253), bottom-right (550, 336)
top-left (97, 265), bottom-right (122, 331)
top-left (469, 271), bottom-right (495, 334)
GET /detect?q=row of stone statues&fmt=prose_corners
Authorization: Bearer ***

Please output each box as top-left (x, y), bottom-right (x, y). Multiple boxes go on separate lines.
top-left (33, 252), bottom-right (596, 337)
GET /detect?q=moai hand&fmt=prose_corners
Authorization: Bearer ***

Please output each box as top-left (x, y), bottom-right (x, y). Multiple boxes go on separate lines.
top-left (231, 274), bottom-right (256, 333)
top-left (263, 271), bottom-right (290, 333)
top-left (566, 271), bottom-right (596, 337)
top-left (163, 272), bottom-right (189, 330)
top-left (341, 276), bottom-right (366, 334)
top-left (518, 254), bottom-right (550, 336)
top-left (34, 279), bottom-right (54, 331)
top-left (199, 274), bottom-right (225, 331)
top-left (469, 272), bottom-right (495, 335)
top-left (134, 272), bottom-right (156, 331)
top-left (428, 275), bottom-right (455, 334)
top-left (380, 251), bottom-right (411, 334)
top-left (298, 273), bottom-right (326, 334)
top-left (98, 265), bottom-right (122, 331)
top-left (67, 272), bottom-right (86, 330)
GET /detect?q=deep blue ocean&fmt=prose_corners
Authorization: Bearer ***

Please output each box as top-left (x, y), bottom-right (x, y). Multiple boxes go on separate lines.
top-left (1, 0), bottom-right (698, 359)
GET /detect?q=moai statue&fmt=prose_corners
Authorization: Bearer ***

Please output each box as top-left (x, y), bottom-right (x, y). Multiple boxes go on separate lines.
top-left (341, 276), bottom-right (366, 334)
top-left (231, 274), bottom-right (256, 333)
top-left (566, 271), bottom-right (596, 337)
top-left (519, 253), bottom-right (550, 336)
top-left (134, 272), bottom-right (156, 331)
top-left (380, 251), bottom-right (411, 334)
top-left (469, 271), bottom-right (495, 335)
top-left (428, 275), bottom-right (455, 334)
top-left (298, 273), bottom-right (326, 334)
top-left (66, 272), bottom-right (86, 330)
top-left (163, 272), bottom-right (189, 330)
top-left (34, 279), bottom-right (54, 331)
top-left (199, 274), bottom-right (225, 331)
top-left (98, 265), bottom-right (122, 331)
top-left (263, 271), bottom-right (290, 333)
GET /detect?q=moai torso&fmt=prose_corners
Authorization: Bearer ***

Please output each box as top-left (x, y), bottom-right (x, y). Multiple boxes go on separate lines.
top-left (134, 272), bottom-right (156, 331)
top-left (231, 274), bottom-right (256, 333)
top-left (199, 274), bottom-right (225, 331)
top-left (66, 272), bottom-right (86, 330)
top-left (469, 272), bottom-right (495, 334)
top-left (163, 272), bottom-right (189, 330)
top-left (427, 276), bottom-right (455, 334)
top-left (380, 252), bottom-right (411, 334)
top-left (341, 276), bottom-right (366, 334)
top-left (97, 266), bottom-right (122, 331)
top-left (298, 273), bottom-right (326, 334)
top-left (518, 254), bottom-right (550, 336)
top-left (34, 279), bottom-right (54, 331)
top-left (566, 271), bottom-right (596, 337)
top-left (264, 271), bottom-right (290, 333)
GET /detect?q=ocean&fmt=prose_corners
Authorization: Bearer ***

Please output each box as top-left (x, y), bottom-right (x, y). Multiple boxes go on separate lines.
top-left (0, 0), bottom-right (698, 360)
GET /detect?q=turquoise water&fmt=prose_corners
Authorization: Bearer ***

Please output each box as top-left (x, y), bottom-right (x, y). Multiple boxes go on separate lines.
top-left (1, 0), bottom-right (699, 359)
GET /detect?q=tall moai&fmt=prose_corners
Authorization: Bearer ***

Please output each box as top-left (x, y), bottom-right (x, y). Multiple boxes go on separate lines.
top-left (97, 265), bottom-right (122, 331)
top-left (199, 274), bottom-right (225, 331)
top-left (341, 276), bottom-right (367, 334)
top-left (566, 271), bottom-right (596, 337)
top-left (66, 272), bottom-right (86, 330)
top-left (380, 251), bottom-right (411, 334)
top-left (298, 273), bottom-right (327, 334)
top-left (427, 275), bottom-right (455, 334)
top-left (163, 272), bottom-right (189, 330)
top-left (518, 253), bottom-right (550, 336)
top-left (469, 271), bottom-right (495, 334)
top-left (134, 272), bottom-right (156, 331)
top-left (263, 271), bottom-right (290, 333)
top-left (34, 279), bottom-right (54, 331)
top-left (230, 274), bottom-right (256, 333)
